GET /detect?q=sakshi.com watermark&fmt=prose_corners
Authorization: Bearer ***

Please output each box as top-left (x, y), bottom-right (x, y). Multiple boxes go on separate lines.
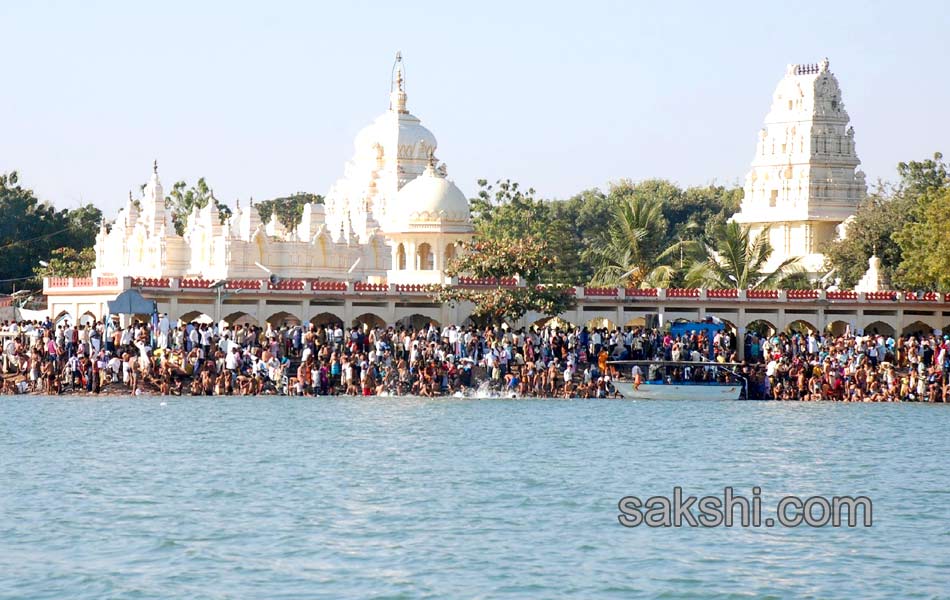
top-left (618, 487), bottom-right (872, 528)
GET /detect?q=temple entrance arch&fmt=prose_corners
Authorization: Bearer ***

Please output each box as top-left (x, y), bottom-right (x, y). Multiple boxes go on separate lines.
top-left (532, 315), bottom-right (574, 331)
top-left (53, 310), bottom-right (73, 325)
top-left (826, 320), bottom-right (850, 337)
top-left (352, 313), bottom-right (387, 330)
top-left (179, 311), bottom-right (213, 325)
top-left (397, 313), bottom-right (439, 331)
top-left (625, 316), bottom-right (646, 328)
top-left (310, 312), bottom-right (343, 328)
top-left (863, 321), bottom-right (895, 337)
top-left (79, 311), bottom-right (97, 326)
top-left (586, 317), bottom-right (616, 331)
top-left (901, 320), bottom-right (934, 338)
top-left (223, 311), bottom-right (258, 326)
top-left (786, 319), bottom-right (817, 335)
top-left (266, 311), bottom-right (301, 328)
top-left (461, 313), bottom-right (509, 330)
top-left (714, 318), bottom-right (738, 337)
top-left (745, 319), bottom-right (777, 338)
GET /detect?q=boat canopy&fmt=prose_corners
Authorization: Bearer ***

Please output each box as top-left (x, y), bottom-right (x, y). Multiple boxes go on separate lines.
top-left (670, 320), bottom-right (724, 337)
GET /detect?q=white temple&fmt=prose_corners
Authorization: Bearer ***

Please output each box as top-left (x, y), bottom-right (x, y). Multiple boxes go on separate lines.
top-left (731, 58), bottom-right (866, 275)
top-left (92, 53), bottom-right (473, 286)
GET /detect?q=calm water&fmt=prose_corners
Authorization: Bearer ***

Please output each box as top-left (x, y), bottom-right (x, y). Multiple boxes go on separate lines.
top-left (1, 397), bottom-right (948, 599)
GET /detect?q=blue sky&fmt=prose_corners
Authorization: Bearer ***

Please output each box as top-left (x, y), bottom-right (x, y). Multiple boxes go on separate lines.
top-left (1, 0), bottom-right (947, 214)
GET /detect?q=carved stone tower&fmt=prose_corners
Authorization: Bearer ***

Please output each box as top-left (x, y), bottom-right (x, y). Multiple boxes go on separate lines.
top-left (731, 58), bottom-right (867, 276)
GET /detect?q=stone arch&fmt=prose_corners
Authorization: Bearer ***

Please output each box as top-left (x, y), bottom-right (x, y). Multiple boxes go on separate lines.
top-left (396, 243), bottom-right (407, 270)
top-left (586, 317), bottom-right (616, 331)
top-left (825, 320), bottom-right (850, 337)
top-left (444, 242), bottom-right (457, 265)
top-left (179, 311), bottom-right (213, 324)
top-left (532, 315), bottom-right (575, 330)
top-left (265, 311), bottom-right (301, 327)
top-left (745, 319), bottom-right (777, 337)
top-left (624, 316), bottom-right (646, 328)
top-left (78, 311), bottom-right (97, 326)
top-left (901, 320), bottom-right (934, 338)
top-left (786, 319), bottom-right (817, 335)
top-left (417, 242), bottom-right (433, 270)
top-left (53, 310), bottom-right (73, 325)
top-left (310, 312), bottom-right (343, 328)
top-left (863, 320), bottom-right (895, 337)
top-left (223, 311), bottom-right (258, 326)
top-left (713, 318), bottom-right (739, 337)
top-left (352, 313), bottom-right (387, 329)
top-left (460, 313), bottom-right (510, 329)
top-left (397, 313), bottom-right (439, 331)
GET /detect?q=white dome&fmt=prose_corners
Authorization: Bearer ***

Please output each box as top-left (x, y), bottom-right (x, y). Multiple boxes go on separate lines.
top-left (354, 110), bottom-right (436, 164)
top-left (391, 165), bottom-right (471, 230)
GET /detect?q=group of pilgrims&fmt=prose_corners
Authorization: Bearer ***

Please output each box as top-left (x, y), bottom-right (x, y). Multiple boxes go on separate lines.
top-left (0, 314), bottom-right (947, 402)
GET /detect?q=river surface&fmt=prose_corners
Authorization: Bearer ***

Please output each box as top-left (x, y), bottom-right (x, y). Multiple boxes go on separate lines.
top-left (1, 396), bottom-right (948, 599)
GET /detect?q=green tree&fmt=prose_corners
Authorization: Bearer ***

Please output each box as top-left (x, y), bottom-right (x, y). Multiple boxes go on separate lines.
top-left (823, 184), bottom-right (909, 288)
top-left (891, 152), bottom-right (950, 289)
top-left (547, 188), bottom-right (613, 282)
top-left (0, 171), bottom-right (76, 292)
top-left (892, 187), bottom-right (950, 289)
top-left (584, 194), bottom-right (679, 287)
top-left (470, 179), bottom-right (585, 284)
top-left (895, 152), bottom-right (949, 200)
top-left (676, 184), bottom-right (743, 244)
top-left (165, 178), bottom-right (231, 235)
top-left (256, 192), bottom-right (323, 231)
top-left (32, 246), bottom-right (97, 278)
top-left (63, 203), bottom-right (104, 248)
top-left (685, 222), bottom-right (803, 290)
top-left (433, 236), bottom-right (576, 326)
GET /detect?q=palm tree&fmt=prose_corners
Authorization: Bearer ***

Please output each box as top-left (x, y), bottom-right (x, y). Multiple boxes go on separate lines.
top-left (685, 221), bottom-right (803, 290)
top-left (585, 195), bottom-right (685, 288)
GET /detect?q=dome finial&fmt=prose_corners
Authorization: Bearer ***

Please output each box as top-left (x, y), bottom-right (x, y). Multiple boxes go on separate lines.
top-left (389, 51), bottom-right (408, 113)
top-left (391, 51), bottom-right (404, 92)
top-left (153, 159), bottom-right (158, 174)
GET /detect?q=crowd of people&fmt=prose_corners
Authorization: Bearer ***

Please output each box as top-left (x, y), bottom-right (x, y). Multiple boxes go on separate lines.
top-left (742, 329), bottom-right (950, 402)
top-left (0, 314), bottom-right (947, 402)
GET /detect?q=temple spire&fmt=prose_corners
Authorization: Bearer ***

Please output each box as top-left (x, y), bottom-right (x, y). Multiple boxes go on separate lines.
top-left (389, 51), bottom-right (407, 113)
top-left (391, 51), bottom-right (404, 92)
top-left (153, 159), bottom-right (158, 174)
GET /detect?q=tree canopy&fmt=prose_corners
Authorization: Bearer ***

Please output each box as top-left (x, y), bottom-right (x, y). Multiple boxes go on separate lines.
top-left (826, 152), bottom-right (950, 290)
top-left (433, 237), bottom-right (576, 326)
top-left (584, 194), bottom-right (677, 288)
top-left (165, 178), bottom-right (232, 235)
top-left (469, 179), bottom-right (586, 284)
top-left (685, 222), bottom-right (804, 290)
top-left (0, 171), bottom-right (102, 293)
top-left (255, 192), bottom-right (323, 231)
top-left (469, 177), bottom-right (743, 288)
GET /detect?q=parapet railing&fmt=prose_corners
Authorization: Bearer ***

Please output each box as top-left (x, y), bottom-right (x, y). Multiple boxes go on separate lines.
top-left (40, 277), bottom-right (950, 304)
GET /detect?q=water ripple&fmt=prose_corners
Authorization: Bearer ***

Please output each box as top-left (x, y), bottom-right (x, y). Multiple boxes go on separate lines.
top-left (1, 397), bottom-right (948, 599)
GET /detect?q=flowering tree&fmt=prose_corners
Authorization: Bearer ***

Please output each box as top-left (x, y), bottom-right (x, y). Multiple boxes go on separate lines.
top-left (433, 237), bottom-right (576, 326)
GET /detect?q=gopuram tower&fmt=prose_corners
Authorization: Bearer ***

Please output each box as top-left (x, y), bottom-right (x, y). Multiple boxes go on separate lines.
top-left (731, 58), bottom-right (866, 276)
